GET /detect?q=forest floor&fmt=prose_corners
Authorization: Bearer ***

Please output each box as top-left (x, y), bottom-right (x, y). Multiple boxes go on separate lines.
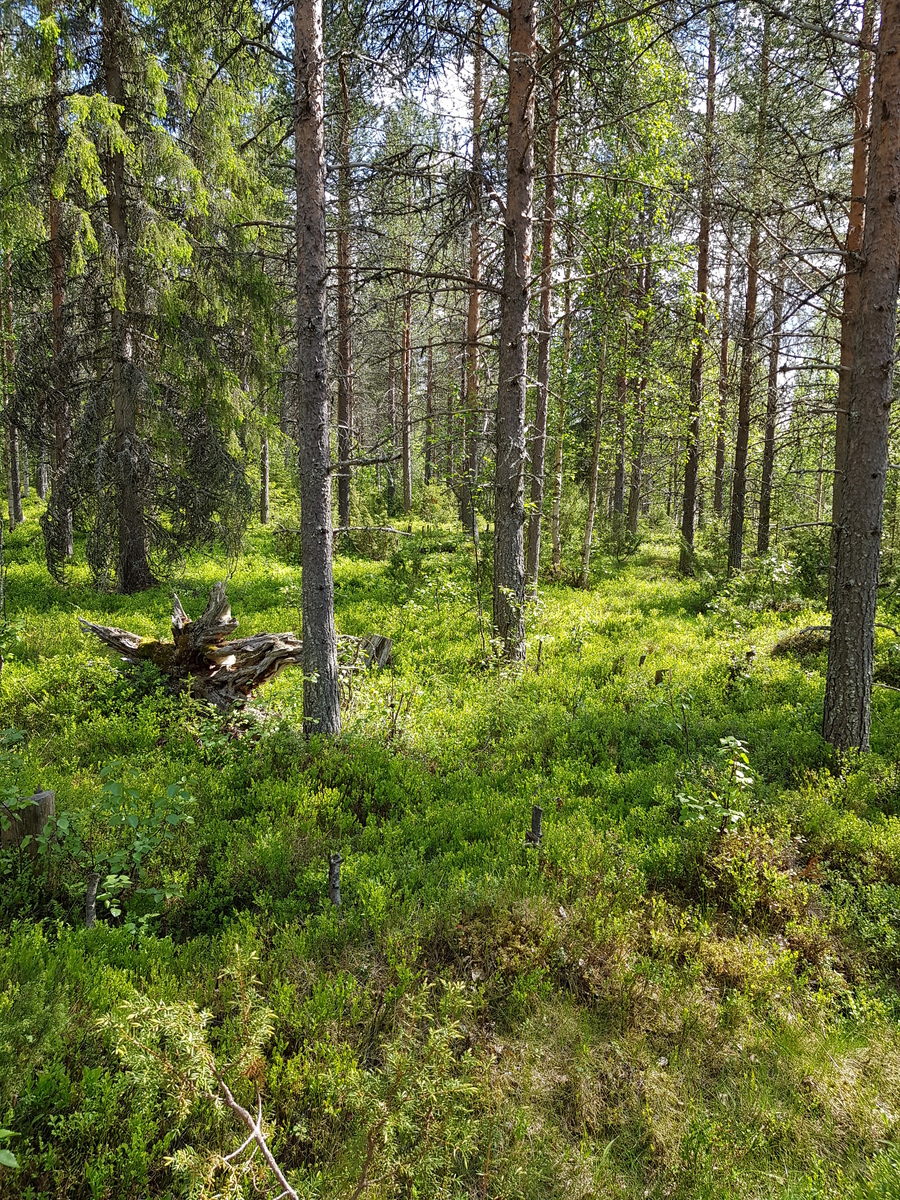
top-left (3, 497), bottom-right (900, 1199)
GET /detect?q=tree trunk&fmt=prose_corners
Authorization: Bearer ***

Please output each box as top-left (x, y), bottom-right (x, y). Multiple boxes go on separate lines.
top-left (462, 8), bottom-right (483, 538)
top-left (100, 0), bottom-right (153, 593)
top-left (424, 336), bottom-right (434, 486)
top-left (550, 258), bottom-right (573, 575)
top-left (386, 332), bottom-right (396, 511)
top-left (525, 0), bottom-right (561, 592)
top-left (679, 23), bottom-right (715, 573)
top-left (294, 0), bottom-right (340, 736)
top-left (401, 270), bottom-right (412, 514)
top-left (628, 263), bottom-right (650, 537)
top-left (823, 0), bottom-right (900, 752)
top-left (493, 0), bottom-right (536, 658)
top-left (1, 251), bottom-right (22, 530)
top-left (43, 0), bottom-right (73, 565)
top-left (336, 52), bottom-right (354, 529)
top-left (713, 236), bottom-right (732, 517)
top-left (580, 332), bottom-right (607, 586)
top-left (757, 268), bottom-right (784, 554)
top-left (260, 415), bottom-right (270, 525)
top-left (727, 21), bottom-right (769, 574)
top-left (828, 0), bottom-right (876, 609)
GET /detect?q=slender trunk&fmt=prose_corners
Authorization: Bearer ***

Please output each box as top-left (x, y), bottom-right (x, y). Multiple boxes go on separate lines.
top-left (21, 446), bottom-right (28, 499)
top-left (713, 237), bottom-right (732, 517)
top-left (493, 0), bottom-right (536, 657)
top-left (829, 0), bottom-right (876, 608)
top-left (824, 0), bottom-right (900, 752)
top-left (462, 9), bottom-right (483, 537)
top-left (550, 258), bottom-right (573, 575)
top-left (43, 0), bottom-right (72, 563)
top-left (100, 0), bottom-right (152, 592)
top-left (294, 0), bottom-right (340, 736)
top-left (260, 403), bottom-right (270, 525)
top-left (815, 435), bottom-right (825, 523)
top-left (1, 252), bottom-right (22, 529)
top-left (612, 321), bottom-right (628, 528)
top-left (628, 263), bottom-right (651, 537)
top-left (757, 268), bottom-right (784, 553)
top-left (386, 333), bottom-right (396, 511)
top-left (424, 336), bottom-right (434, 486)
top-left (401, 265), bottom-right (412, 514)
top-left (336, 53), bottom-right (353, 528)
top-left (680, 23), bottom-right (716, 573)
top-left (580, 333), bottom-right (607, 586)
top-left (525, 0), bottom-right (561, 591)
top-left (727, 24), bottom-right (769, 573)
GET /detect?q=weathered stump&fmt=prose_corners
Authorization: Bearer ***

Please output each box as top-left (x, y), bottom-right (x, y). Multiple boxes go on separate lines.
top-left (1, 790), bottom-right (55, 855)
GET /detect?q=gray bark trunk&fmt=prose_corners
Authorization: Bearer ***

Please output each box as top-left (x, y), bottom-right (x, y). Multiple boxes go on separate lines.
top-left (336, 53), bottom-right (353, 529)
top-left (713, 237), bottom-right (732, 517)
top-left (580, 332), bottom-right (607, 586)
top-left (294, 0), bottom-right (340, 736)
top-left (756, 268), bottom-right (784, 554)
top-left (679, 24), bottom-right (715, 573)
top-left (461, 10), bottom-right (483, 538)
top-left (493, 0), bottom-right (536, 658)
top-left (525, 0), bottom-right (561, 591)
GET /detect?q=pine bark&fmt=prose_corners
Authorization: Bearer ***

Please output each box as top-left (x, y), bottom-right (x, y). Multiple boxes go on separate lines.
top-left (679, 24), bottom-right (715, 573)
top-left (43, 0), bottom-right (73, 563)
top-left (100, 0), bottom-right (153, 593)
top-left (493, 0), bottom-right (536, 657)
top-left (828, 0), bottom-right (876, 608)
top-left (294, 0), bottom-right (340, 736)
top-left (424, 336), bottom-right (434, 486)
top-left (580, 333), bottom-right (607, 586)
top-left (1, 252), bottom-right (22, 530)
top-left (823, 0), bottom-right (900, 752)
top-left (401, 266), bottom-right (412, 514)
top-left (713, 237), bottom-right (732, 517)
top-left (336, 53), bottom-right (354, 528)
top-left (525, 0), bottom-right (561, 591)
top-left (728, 23), bottom-right (769, 574)
top-left (462, 9), bottom-right (483, 537)
top-left (550, 259), bottom-right (572, 575)
top-left (756, 269), bottom-right (784, 553)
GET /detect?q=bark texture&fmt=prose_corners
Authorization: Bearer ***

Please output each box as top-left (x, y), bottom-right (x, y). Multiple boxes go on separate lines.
top-left (461, 9), bottom-right (483, 537)
top-left (100, 0), bottom-right (153, 593)
top-left (829, 0), bottom-right (876, 608)
top-left (295, 0), bottom-right (341, 736)
top-left (713, 238), bottom-right (732, 517)
top-left (757, 268), bottom-right (784, 553)
top-left (493, 0), bottom-right (536, 657)
top-left (336, 53), bottom-right (354, 528)
top-left (525, 0), bottom-right (561, 591)
top-left (823, 0), bottom-right (900, 751)
top-left (580, 333), bottom-right (607, 586)
top-left (679, 24), bottom-right (715, 573)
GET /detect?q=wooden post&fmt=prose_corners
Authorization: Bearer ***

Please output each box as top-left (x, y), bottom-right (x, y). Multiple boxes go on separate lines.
top-left (328, 852), bottom-right (343, 906)
top-left (0, 790), bottom-right (55, 855)
top-left (525, 804), bottom-right (543, 847)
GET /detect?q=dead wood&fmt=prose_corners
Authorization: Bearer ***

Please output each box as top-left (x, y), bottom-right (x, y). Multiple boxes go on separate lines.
top-left (79, 584), bottom-right (390, 710)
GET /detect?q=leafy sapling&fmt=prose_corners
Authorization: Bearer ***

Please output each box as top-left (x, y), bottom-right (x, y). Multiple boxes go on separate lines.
top-left (679, 736), bottom-right (754, 833)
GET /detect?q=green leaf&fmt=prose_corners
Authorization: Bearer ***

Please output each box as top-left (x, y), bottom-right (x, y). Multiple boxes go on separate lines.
top-left (0, 1149), bottom-right (18, 1168)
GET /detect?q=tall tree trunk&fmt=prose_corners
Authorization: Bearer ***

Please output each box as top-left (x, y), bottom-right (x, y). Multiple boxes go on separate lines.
top-left (612, 321), bottom-right (628, 529)
top-left (100, 0), bottom-right (153, 593)
top-left (713, 236), bottom-right (732, 517)
top-left (829, 0), bottom-right (876, 608)
top-left (727, 21), bottom-right (769, 573)
top-left (823, 0), bottom-right (900, 752)
top-left (628, 263), bottom-right (651, 537)
top-left (680, 23), bottom-right (716, 573)
top-left (294, 0), bottom-right (340, 737)
top-left (525, 0), bottom-right (561, 592)
top-left (260, 406), bottom-right (270, 525)
top-left (401, 265), bottom-right (413, 514)
top-left (493, 0), bottom-right (536, 658)
top-left (550, 258), bottom-right (573, 575)
top-left (580, 332), bottom-right (607, 586)
top-left (757, 268), bottom-right (784, 553)
top-left (43, 0), bottom-right (73, 563)
top-left (336, 52), bottom-right (353, 528)
top-left (424, 335), bottom-right (434, 486)
top-left (1, 251), bottom-right (22, 530)
top-left (386, 332), bottom-right (396, 511)
top-left (462, 8), bottom-right (483, 538)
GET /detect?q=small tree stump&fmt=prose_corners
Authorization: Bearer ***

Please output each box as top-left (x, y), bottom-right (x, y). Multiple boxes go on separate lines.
top-left (1, 790), bottom-right (55, 856)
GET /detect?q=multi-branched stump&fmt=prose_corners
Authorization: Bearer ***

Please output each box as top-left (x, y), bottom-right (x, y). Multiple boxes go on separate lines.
top-left (79, 582), bottom-right (391, 711)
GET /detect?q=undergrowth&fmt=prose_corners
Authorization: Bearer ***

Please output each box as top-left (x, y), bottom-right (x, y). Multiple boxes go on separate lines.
top-left (2, 496), bottom-right (900, 1198)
